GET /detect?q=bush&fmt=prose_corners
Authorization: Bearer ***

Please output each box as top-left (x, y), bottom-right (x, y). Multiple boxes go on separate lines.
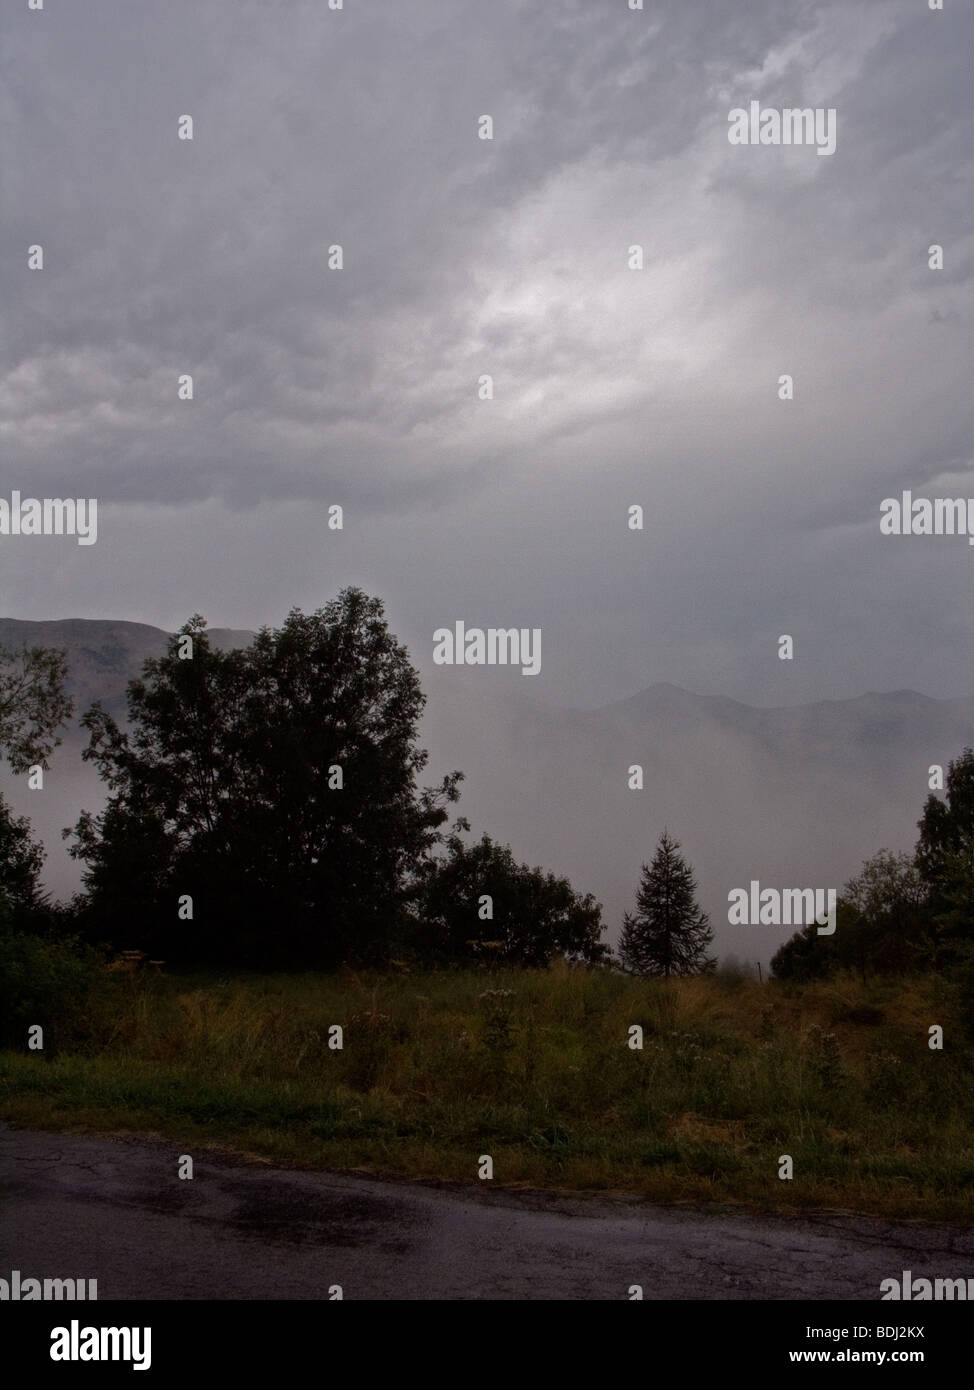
top-left (0, 925), bottom-right (109, 1053)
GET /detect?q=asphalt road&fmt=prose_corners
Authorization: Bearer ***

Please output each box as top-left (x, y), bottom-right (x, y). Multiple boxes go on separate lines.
top-left (2, 1127), bottom-right (971, 1300)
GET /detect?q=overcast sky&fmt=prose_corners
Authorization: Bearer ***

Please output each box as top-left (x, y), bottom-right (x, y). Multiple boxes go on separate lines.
top-left (2, 0), bottom-right (973, 710)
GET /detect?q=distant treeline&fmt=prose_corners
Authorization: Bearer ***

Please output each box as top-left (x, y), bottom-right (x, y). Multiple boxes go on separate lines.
top-left (1, 588), bottom-right (972, 993)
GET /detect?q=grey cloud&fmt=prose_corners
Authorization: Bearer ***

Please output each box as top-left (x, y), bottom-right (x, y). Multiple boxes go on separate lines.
top-left (1, 0), bottom-right (973, 715)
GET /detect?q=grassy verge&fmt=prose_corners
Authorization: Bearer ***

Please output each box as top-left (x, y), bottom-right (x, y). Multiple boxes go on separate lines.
top-left (2, 962), bottom-right (972, 1220)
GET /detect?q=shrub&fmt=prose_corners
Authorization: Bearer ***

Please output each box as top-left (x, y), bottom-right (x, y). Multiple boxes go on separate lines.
top-left (0, 924), bottom-right (109, 1053)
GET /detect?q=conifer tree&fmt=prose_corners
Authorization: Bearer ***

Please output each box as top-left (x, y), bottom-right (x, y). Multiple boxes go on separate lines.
top-left (619, 830), bottom-right (715, 977)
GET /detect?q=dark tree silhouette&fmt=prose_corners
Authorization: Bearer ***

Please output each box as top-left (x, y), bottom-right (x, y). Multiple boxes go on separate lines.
top-left (0, 798), bottom-right (46, 921)
top-left (917, 748), bottom-right (974, 885)
top-left (413, 832), bottom-right (608, 966)
top-left (0, 641), bottom-right (72, 931)
top-left (916, 748), bottom-right (974, 965)
top-left (69, 589), bottom-right (463, 967)
top-left (0, 641), bottom-right (73, 774)
top-left (619, 830), bottom-right (715, 977)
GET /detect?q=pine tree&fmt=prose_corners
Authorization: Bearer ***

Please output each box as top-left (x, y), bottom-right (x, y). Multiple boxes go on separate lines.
top-left (619, 830), bottom-right (715, 977)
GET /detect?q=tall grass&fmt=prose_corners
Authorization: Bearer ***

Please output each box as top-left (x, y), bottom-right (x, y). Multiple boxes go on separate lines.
top-left (2, 961), bottom-right (972, 1219)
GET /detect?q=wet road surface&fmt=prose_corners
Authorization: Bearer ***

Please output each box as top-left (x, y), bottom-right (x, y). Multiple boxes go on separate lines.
top-left (2, 1127), bottom-right (971, 1300)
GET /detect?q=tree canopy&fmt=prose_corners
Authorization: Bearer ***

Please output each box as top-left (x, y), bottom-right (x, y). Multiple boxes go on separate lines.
top-left (0, 642), bottom-right (73, 774)
top-left (0, 640), bottom-right (73, 937)
top-left (413, 831), bottom-right (607, 966)
top-left (70, 590), bottom-right (463, 967)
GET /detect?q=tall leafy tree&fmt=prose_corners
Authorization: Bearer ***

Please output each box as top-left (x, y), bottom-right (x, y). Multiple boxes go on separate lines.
top-left (0, 642), bottom-right (73, 774)
top-left (916, 749), bottom-right (974, 965)
top-left (0, 641), bottom-right (72, 929)
top-left (619, 830), bottom-right (715, 977)
top-left (841, 850), bottom-right (929, 975)
top-left (0, 797), bottom-right (46, 922)
top-left (771, 851), bottom-right (929, 982)
top-left (69, 590), bottom-right (463, 967)
top-left (917, 756), bottom-right (972, 950)
top-left (917, 749), bottom-right (974, 882)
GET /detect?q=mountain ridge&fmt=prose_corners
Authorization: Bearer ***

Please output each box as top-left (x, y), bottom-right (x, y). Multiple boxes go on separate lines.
top-left (1, 617), bottom-right (966, 719)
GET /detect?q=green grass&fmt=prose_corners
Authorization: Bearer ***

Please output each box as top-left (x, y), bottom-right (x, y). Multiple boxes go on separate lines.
top-left (2, 962), bottom-right (973, 1220)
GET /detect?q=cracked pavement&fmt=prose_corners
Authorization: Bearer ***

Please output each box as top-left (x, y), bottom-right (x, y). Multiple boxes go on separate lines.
top-left (1, 1126), bottom-right (972, 1299)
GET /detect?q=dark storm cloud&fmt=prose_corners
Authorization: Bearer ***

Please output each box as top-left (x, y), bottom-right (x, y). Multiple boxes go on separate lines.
top-left (2, 0), bottom-right (973, 711)
top-left (1, 0), bottom-right (941, 505)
